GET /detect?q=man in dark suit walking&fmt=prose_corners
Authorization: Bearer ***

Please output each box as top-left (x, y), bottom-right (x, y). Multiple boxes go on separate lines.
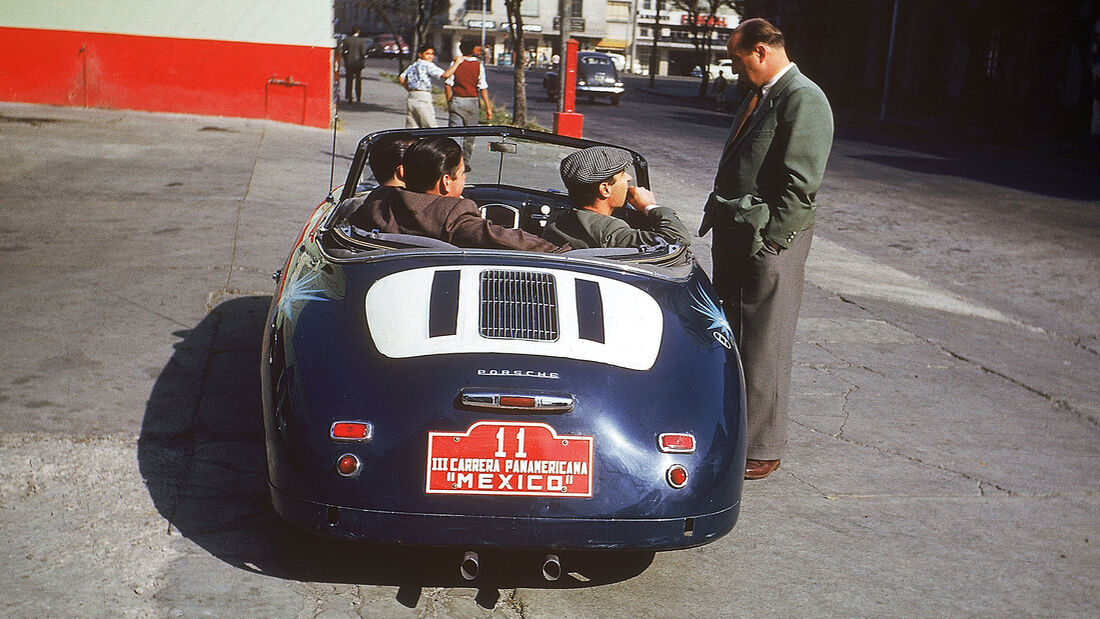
top-left (699, 18), bottom-right (834, 480)
top-left (341, 29), bottom-right (368, 103)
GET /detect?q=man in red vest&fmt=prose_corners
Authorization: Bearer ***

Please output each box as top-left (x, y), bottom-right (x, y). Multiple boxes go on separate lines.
top-left (445, 39), bottom-right (493, 169)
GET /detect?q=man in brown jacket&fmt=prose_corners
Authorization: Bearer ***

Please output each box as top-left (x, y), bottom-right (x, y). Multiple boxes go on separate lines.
top-left (350, 137), bottom-right (566, 253)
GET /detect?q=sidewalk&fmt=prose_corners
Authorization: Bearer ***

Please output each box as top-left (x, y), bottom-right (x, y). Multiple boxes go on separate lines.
top-left (1, 63), bottom-right (1097, 616)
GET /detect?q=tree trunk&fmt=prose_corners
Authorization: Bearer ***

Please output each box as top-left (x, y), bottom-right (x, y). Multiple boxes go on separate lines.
top-left (506, 1), bottom-right (527, 127)
top-left (649, 3), bottom-right (662, 88)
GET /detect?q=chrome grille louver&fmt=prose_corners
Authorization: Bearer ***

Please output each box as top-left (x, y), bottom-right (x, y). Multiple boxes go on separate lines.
top-left (479, 270), bottom-right (559, 341)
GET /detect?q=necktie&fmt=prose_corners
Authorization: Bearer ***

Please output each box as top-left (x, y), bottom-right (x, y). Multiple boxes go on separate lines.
top-left (728, 88), bottom-right (762, 146)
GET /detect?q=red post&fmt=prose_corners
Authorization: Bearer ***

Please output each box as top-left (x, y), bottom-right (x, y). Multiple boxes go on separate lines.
top-left (554, 38), bottom-right (583, 138)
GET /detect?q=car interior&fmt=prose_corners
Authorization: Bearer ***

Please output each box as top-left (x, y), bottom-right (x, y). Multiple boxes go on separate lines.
top-left (320, 134), bottom-right (692, 270)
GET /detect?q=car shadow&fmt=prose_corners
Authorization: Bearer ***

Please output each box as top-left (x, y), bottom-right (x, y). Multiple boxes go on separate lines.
top-left (137, 296), bottom-right (653, 603)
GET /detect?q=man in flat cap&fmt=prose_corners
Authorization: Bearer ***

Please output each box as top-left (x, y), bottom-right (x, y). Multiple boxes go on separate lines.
top-left (543, 146), bottom-right (691, 249)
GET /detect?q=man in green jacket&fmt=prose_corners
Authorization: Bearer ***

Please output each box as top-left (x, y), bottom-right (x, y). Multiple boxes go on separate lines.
top-left (544, 146), bottom-right (691, 249)
top-left (700, 18), bottom-right (834, 480)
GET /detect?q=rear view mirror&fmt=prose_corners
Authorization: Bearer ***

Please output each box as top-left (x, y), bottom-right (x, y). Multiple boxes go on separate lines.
top-left (489, 141), bottom-right (518, 154)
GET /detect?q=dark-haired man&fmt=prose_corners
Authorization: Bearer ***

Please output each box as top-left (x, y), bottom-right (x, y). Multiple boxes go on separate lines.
top-left (352, 137), bottom-right (566, 252)
top-left (340, 29), bottom-right (368, 103)
top-left (345, 133), bottom-right (416, 229)
top-left (543, 146), bottom-right (690, 249)
top-left (700, 18), bottom-right (834, 480)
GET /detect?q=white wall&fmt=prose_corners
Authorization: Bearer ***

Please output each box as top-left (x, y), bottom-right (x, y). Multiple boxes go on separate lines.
top-left (0, 0), bottom-right (333, 47)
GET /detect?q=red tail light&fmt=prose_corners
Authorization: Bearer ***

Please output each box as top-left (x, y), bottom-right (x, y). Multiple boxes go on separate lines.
top-left (336, 454), bottom-right (361, 477)
top-left (658, 433), bottom-right (696, 453)
top-left (499, 396), bottom-right (537, 408)
top-left (667, 464), bottom-right (689, 488)
top-left (331, 421), bottom-right (373, 442)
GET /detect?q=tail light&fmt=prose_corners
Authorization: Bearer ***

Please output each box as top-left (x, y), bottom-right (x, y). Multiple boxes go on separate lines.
top-left (331, 421), bottom-right (373, 442)
top-left (658, 433), bottom-right (695, 453)
top-left (667, 464), bottom-right (689, 488)
top-left (335, 454), bottom-right (361, 478)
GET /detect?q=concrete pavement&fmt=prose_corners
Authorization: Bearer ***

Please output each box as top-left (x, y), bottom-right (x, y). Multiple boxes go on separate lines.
top-left (1, 65), bottom-right (1097, 616)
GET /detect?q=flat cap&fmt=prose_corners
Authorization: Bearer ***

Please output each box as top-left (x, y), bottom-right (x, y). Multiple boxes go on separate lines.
top-left (560, 146), bottom-right (633, 186)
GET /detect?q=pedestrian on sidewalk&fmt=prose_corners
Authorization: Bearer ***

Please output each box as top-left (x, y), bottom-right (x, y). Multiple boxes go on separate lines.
top-left (341, 29), bottom-right (368, 103)
top-left (400, 45), bottom-right (461, 128)
top-left (445, 39), bottom-right (493, 169)
top-left (698, 18), bottom-right (834, 480)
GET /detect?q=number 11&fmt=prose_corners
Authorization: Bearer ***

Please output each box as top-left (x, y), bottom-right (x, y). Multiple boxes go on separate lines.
top-left (494, 427), bottom-right (528, 458)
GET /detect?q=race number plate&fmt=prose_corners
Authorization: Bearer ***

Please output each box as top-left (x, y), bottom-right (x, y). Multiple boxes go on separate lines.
top-left (426, 421), bottom-right (593, 497)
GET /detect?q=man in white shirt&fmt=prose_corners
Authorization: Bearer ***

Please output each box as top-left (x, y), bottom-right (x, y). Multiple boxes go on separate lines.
top-left (399, 46), bottom-right (460, 128)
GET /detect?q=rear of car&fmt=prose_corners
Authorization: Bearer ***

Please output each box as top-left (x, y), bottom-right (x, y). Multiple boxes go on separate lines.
top-left (261, 127), bottom-right (745, 558)
top-left (544, 52), bottom-right (625, 105)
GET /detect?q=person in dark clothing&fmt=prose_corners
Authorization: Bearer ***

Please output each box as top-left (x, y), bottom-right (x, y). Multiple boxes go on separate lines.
top-left (350, 137), bottom-right (567, 253)
top-left (341, 29), bottom-right (369, 103)
top-left (543, 146), bottom-right (691, 249)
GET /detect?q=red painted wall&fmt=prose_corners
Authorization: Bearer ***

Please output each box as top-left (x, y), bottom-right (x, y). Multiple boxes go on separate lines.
top-left (0, 27), bottom-right (332, 128)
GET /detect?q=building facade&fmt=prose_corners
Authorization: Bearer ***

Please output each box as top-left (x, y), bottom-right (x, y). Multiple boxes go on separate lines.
top-left (335, 1), bottom-right (735, 76)
top-left (0, 0), bottom-right (335, 128)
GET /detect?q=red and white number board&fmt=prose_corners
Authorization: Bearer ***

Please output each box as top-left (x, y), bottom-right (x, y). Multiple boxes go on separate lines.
top-left (426, 421), bottom-right (594, 497)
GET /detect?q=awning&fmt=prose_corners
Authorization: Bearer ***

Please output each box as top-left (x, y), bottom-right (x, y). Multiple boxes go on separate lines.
top-left (595, 38), bottom-right (627, 50)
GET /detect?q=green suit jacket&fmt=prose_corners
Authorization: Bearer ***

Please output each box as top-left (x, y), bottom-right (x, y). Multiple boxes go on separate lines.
top-left (702, 65), bottom-right (833, 257)
top-left (543, 206), bottom-right (691, 250)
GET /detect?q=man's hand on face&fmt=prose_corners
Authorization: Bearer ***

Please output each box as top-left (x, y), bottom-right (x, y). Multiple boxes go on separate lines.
top-left (626, 186), bottom-right (657, 211)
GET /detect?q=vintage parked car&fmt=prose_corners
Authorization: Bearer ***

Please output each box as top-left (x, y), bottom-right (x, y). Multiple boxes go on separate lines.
top-left (543, 51), bottom-right (625, 105)
top-left (262, 126), bottom-right (746, 580)
top-left (366, 33), bottom-right (409, 57)
top-left (691, 59), bottom-right (737, 81)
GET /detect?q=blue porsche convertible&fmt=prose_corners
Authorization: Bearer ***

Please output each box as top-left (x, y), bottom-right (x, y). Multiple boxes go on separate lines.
top-left (261, 126), bottom-right (746, 581)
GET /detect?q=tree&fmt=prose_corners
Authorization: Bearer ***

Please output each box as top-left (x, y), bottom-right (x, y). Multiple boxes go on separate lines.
top-left (503, 0), bottom-right (529, 126)
top-left (670, 0), bottom-right (737, 98)
top-left (410, 0), bottom-right (449, 61)
top-left (649, 1), bottom-right (663, 88)
top-left (355, 0), bottom-right (447, 71)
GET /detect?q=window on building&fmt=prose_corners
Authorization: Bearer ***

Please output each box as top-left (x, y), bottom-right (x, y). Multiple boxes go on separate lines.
top-left (521, 0), bottom-right (538, 16)
top-left (466, 0), bottom-right (491, 11)
top-left (570, 1), bottom-right (582, 17)
top-left (608, 2), bottom-right (630, 22)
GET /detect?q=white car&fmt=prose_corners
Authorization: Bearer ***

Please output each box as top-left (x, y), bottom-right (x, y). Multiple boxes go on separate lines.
top-left (693, 59), bottom-right (736, 81)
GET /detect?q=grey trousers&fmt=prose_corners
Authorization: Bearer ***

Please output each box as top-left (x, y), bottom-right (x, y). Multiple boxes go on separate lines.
top-left (711, 227), bottom-right (813, 461)
top-left (448, 96), bottom-right (479, 164)
top-left (405, 91), bottom-right (436, 128)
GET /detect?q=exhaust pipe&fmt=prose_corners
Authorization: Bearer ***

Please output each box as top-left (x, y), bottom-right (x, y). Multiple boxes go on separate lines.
top-left (460, 550), bottom-right (480, 581)
top-left (541, 553), bottom-right (562, 582)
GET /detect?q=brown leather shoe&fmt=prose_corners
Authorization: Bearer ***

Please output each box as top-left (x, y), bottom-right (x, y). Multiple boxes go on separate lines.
top-left (744, 459), bottom-right (780, 480)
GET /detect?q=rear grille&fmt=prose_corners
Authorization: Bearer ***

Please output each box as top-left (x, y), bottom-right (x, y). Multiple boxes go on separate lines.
top-left (479, 270), bottom-right (559, 341)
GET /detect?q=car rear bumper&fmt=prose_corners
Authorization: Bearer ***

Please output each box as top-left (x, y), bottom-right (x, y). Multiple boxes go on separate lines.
top-left (578, 86), bottom-right (625, 95)
top-left (271, 483), bottom-right (739, 550)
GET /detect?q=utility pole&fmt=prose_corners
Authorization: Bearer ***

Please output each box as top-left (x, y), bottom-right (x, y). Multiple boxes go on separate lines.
top-left (628, 0), bottom-right (638, 74)
top-left (482, 0), bottom-right (488, 62)
top-left (649, 1), bottom-right (662, 88)
top-left (558, 0), bottom-right (570, 113)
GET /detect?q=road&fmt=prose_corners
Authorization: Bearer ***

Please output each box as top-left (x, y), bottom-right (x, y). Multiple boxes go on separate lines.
top-left (1, 61), bottom-right (1097, 616)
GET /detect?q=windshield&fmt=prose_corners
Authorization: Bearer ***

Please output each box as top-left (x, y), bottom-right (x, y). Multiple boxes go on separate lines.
top-left (356, 133), bottom-right (642, 195)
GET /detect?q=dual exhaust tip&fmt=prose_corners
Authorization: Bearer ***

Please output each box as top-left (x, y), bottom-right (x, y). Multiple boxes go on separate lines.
top-left (459, 551), bottom-right (562, 582)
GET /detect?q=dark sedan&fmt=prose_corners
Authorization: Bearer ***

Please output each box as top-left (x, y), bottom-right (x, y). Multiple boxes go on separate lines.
top-left (543, 51), bottom-right (625, 105)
